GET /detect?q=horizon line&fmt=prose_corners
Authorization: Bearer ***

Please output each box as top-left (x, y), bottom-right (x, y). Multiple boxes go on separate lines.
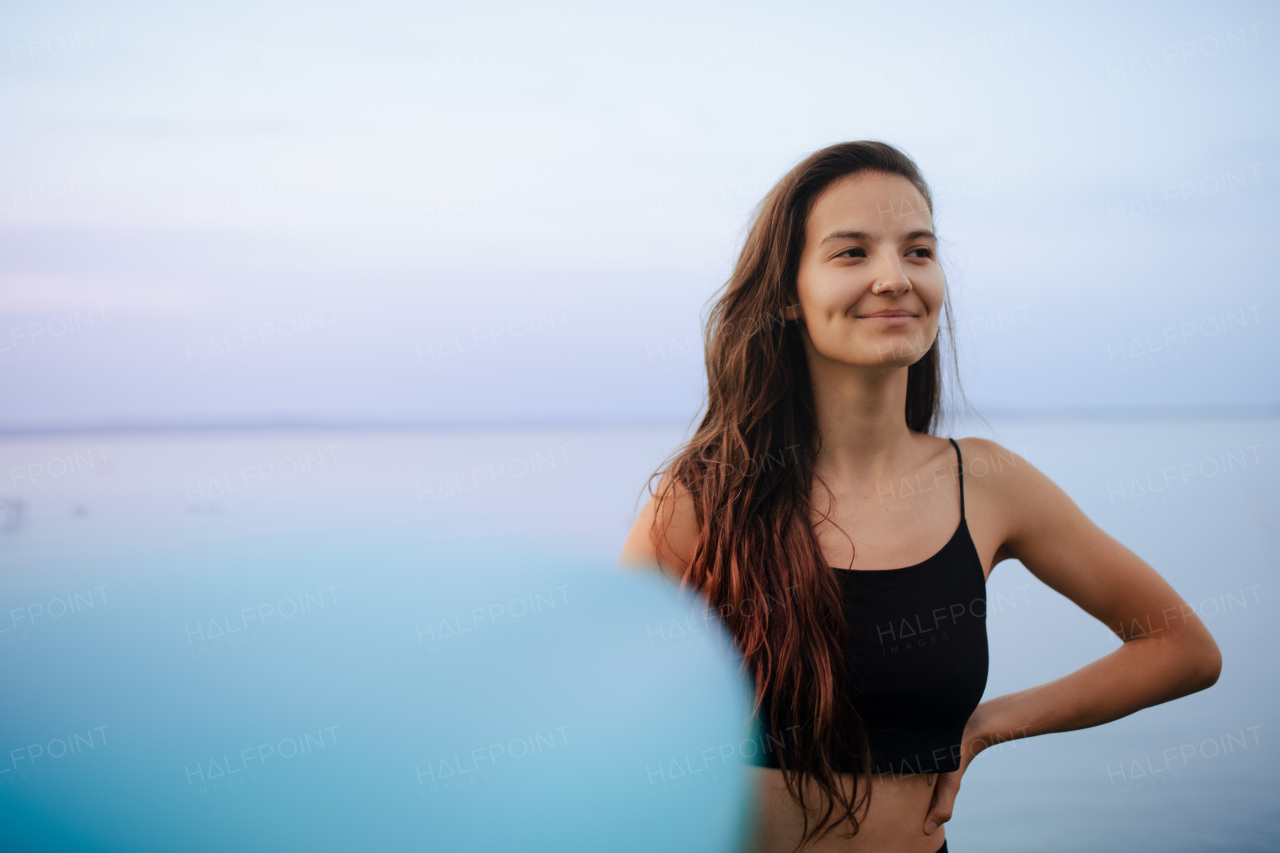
top-left (0, 404), bottom-right (1277, 437)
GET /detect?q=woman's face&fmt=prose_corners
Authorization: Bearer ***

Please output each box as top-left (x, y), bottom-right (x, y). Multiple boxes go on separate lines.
top-left (786, 171), bottom-right (944, 370)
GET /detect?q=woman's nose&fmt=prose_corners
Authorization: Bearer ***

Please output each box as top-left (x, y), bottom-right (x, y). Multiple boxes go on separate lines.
top-left (872, 260), bottom-right (912, 293)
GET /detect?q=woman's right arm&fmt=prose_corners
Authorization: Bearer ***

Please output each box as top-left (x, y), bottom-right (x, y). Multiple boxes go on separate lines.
top-left (618, 473), bottom-right (698, 584)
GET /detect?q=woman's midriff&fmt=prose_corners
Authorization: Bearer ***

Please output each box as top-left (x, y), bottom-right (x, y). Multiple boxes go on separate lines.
top-left (745, 766), bottom-right (946, 853)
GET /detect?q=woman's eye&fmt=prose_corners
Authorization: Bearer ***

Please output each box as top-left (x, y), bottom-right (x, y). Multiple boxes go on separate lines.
top-left (836, 247), bottom-right (933, 259)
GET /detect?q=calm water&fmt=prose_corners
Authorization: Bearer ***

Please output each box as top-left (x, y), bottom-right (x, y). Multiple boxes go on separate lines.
top-left (0, 416), bottom-right (1276, 851)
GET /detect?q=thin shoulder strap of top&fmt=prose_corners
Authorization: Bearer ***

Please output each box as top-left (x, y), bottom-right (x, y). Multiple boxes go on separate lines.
top-left (947, 437), bottom-right (965, 521)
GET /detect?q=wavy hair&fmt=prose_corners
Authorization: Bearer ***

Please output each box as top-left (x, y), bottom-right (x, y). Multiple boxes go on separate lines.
top-left (641, 140), bottom-right (966, 850)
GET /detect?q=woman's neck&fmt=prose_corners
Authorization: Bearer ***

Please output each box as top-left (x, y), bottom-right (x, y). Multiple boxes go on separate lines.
top-left (808, 361), bottom-right (917, 490)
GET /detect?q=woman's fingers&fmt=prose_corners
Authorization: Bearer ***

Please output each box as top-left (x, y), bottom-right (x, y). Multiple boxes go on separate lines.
top-left (924, 772), bottom-right (960, 835)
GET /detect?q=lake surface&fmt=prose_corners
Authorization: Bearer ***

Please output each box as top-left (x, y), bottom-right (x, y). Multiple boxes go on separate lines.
top-left (0, 415), bottom-right (1275, 851)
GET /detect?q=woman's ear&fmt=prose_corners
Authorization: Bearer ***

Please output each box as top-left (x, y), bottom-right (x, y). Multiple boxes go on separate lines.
top-left (784, 302), bottom-right (801, 321)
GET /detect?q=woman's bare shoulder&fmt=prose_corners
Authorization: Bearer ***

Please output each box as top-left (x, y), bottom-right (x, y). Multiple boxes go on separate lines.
top-left (953, 436), bottom-right (1030, 483)
top-left (618, 471), bottom-right (700, 584)
top-left (953, 436), bottom-right (1034, 567)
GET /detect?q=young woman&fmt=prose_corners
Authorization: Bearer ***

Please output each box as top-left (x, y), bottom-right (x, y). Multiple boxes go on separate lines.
top-left (618, 140), bottom-right (1222, 853)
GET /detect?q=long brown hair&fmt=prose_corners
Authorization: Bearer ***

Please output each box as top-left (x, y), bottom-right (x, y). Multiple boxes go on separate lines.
top-left (642, 140), bottom-right (965, 850)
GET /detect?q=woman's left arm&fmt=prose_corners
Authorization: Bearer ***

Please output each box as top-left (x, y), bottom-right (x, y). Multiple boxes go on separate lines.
top-left (967, 438), bottom-right (1222, 747)
top-left (924, 438), bottom-right (1222, 836)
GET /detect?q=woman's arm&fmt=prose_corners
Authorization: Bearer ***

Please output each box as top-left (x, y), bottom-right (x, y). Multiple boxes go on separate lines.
top-left (618, 472), bottom-right (698, 585)
top-left (964, 438), bottom-right (1222, 754)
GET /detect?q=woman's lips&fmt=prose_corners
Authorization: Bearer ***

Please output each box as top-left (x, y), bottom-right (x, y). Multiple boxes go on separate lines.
top-left (856, 314), bottom-right (917, 326)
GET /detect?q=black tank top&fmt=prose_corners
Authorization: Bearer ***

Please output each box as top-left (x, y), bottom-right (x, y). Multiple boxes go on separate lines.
top-left (750, 437), bottom-right (989, 775)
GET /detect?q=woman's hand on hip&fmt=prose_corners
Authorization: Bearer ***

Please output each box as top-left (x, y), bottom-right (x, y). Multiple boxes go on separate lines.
top-left (922, 715), bottom-right (991, 837)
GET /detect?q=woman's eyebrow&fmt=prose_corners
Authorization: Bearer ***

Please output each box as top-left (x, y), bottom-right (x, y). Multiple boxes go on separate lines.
top-left (818, 228), bottom-right (937, 246)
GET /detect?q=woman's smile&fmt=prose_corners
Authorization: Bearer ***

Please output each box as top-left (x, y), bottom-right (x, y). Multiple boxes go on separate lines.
top-left (855, 314), bottom-right (918, 327)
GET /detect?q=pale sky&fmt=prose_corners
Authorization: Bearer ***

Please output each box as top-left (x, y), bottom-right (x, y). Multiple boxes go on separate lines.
top-left (1, 0), bottom-right (1275, 430)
